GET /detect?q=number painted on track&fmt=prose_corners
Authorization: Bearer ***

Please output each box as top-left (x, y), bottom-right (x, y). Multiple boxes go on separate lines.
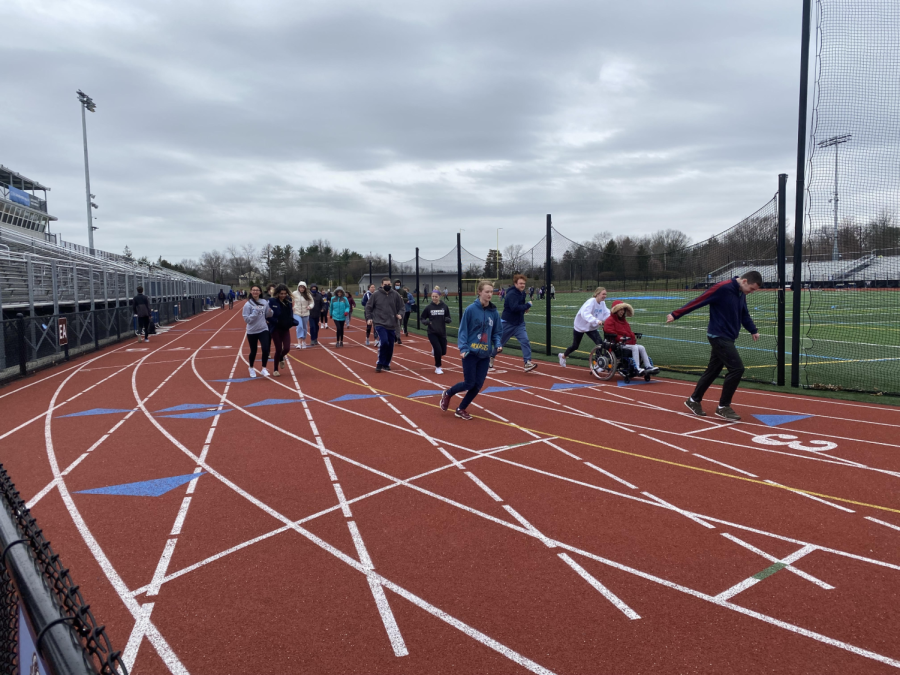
top-left (752, 433), bottom-right (838, 452)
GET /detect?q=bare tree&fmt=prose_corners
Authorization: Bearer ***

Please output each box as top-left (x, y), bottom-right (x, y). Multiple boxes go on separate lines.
top-left (199, 250), bottom-right (226, 284)
top-left (503, 244), bottom-right (527, 273)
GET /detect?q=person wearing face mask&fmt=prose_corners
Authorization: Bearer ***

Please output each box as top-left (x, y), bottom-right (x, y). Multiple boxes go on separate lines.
top-left (558, 287), bottom-right (610, 367)
top-left (365, 277), bottom-right (404, 372)
top-left (392, 279), bottom-right (404, 344)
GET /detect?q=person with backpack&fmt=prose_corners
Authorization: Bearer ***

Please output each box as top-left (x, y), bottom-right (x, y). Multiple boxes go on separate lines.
top-left (267, 284), bottom-right (296, 376)
top-left (228, 288), bottom-right (235, 309)
top-left (365, 277), bottom-right (404, 372)
top-left (308, 284), bottom-right (322, 345)
top-left (218, 289), bottom-right (227, 310)
top-left (292, 282), bottom-right (313, 349)
top-left (133, 285), bottom-right (151, 343)
top-left (243, 284), bottom-right (273, 378)
top-left (420, 290), bottom-right (452, 374)
top-left (440, 281), bottom-right (501, 420)
top-left (330, 287), bottom-right (351, 347)
top-left (361, 283), bottom-right (376, 346)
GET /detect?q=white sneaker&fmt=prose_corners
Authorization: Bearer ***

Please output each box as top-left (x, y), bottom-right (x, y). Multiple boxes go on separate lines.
top-left (249, 367), bottom-right (257, 378)
top-left (261, 367), bottom-right (270, 377)
top-left (435, 367), bottom-right (443, 375)
top-left (558, 352), bottom-right (566, 367)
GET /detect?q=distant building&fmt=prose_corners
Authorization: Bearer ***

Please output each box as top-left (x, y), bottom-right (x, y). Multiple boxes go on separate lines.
top-left (0, 165), bottom-right (57, 242)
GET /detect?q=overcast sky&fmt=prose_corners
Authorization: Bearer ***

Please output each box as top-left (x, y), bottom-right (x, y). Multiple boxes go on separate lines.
top-left (2, 0), bottom-right (806, 263)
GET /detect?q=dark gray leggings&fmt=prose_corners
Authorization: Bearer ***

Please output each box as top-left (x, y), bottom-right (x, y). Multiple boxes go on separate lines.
top-left (247, 331), bottom-right (271, 368)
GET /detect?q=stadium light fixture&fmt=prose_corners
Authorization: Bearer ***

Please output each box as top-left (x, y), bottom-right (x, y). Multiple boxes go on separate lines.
top-left (817, 133), bottom-right (851, 261)
top-left (76, 90), bottom-right (97, 254)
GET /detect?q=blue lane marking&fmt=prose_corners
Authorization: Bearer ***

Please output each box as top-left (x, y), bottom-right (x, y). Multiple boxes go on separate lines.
top-left (209, 378), bottom-right (257, 383)
top-left (75, 472), bottom-right (206, 497)
top-left (246, 398), bottom-right (306, 407)
top-left (550, 383), bottom-right (598, 391)
top-left (408, 389), bottom-right (445, 398)
top-left (158, 410), bottom-right (232, 420)
top-left (330, 394), bottom-right (384, 402)
top-left (155, 403), bottom-right (220, 413)
top-left (617, 379), bottom-right (662, 387)
top-left (58, 408), bottom-right (131, 418)
top-left (752, 414), bottom-right (813, 427)
top-left (482, 386), bottom-right (529, 394)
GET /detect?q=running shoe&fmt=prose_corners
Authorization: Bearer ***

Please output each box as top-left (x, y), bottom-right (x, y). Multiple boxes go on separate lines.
top-left (684, 399), bottom-right (706, 416)
top-left (524, 361), bottom-right (538, 373)
top-left (261, 368), bottom-right (270, 378)
top-left (383, 365), bottom-right (392, 371)
top-left (435, 367), bottom-right (443, 375)
top-left (280, 360), bottom-right (286, 370)
top-left (396, 337), bottom-right (402, 345)
top-left (649, 366), bottom-right (660, 374)
top-left (715, 406), bottom-right (741, 422)
top-left (375, 364), bottom-right (383, 373)
top-left (440, 390), bottom-right (451, 411)
top-left (455, 408), bottom-right (473, 421)
top-left (248, 367), bottom-right (257, 378)
top-left (489, 357), bottom-right (495, 371)
top-left (273, 371), bottom-right (281, 377)
top-left (366, 338), bottom-right (370, 346)
top-left (311, 340), bottom-right (319, 346)
top-left (558, 352), bottom-right (566, 367)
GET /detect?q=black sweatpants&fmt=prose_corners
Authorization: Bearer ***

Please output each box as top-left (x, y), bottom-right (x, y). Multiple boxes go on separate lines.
top-left (247, 331), bottom-right (271, 368)
top-left (692, 337), bottom-right (745, 407)
top-left (334, 320), bottom-right (345, 342)
top-left (563, 329), bottom-right (601, 357)
top-left (428, 332), bottom-right (447, 367)
top-left (402, 311), bottom-right (411, 334)
top-left (138, 316), bottom-right (151, 338)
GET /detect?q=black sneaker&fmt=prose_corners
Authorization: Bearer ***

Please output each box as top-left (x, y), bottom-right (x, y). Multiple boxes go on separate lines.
top-left (455, 408), bottom-right (473, 421)
top-left (715, 406), bottom-right (741, 422)
top-left (440, 390), bottom-right (451, 411)
top-left (375, 364), bottom-right (383, 373)
top-left (383, 365), bottom-right (391, 371)
top-left (684, 399), bottom-right (706, 416)
top-left (396, 337), bottom-right (402, 345)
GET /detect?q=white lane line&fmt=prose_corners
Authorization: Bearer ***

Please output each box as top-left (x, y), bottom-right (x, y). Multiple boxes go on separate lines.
top-left (147, 539), bottom-right (178, 597)
top-left (692, 454), bottom-right (759, 478)
top-left (638, 433), bottom-right (689, 453)
top-left (642, 492), bottom-right (715, 529)
top-left (720, 535), bottom-right (830, 590)
top-left (865, 516), bottom-right (900, 532)
top-left (121, 602), bottom-right (155, 673)
top-left (557, 553), bottom-right (640, 620)
top-left (333, 483), bottom-right (353, 518)
top-left (348, 520), bottom-right (374, 569)
top-left (465, 472), bottom-right (504, 502)
top-left (583, 463), bottom-right (638, 489)
top-left (764, 480), bottom-right (856, 513)
top-left (503, 505), bottom-right (556, 548)
top-left (170, 497), bottom-right (192, 536)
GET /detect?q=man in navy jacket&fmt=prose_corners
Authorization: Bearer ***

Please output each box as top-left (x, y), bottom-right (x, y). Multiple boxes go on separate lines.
top-left (666, 271), bottom-right (762, 421)
top-left (494, 274), bottom-right (537, 372)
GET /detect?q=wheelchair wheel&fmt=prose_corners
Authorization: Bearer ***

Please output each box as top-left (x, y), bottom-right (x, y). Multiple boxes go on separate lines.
top-left (589, 345), bottom-right (617, 380)
top-left (644, 372), bottom-right (652, 382)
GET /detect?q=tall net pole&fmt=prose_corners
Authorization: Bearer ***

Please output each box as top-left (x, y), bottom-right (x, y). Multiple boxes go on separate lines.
top-left (545, 214), bottom-right (552, 356)
top-left (415, 247), bottom-right (420, 330)
top-left (456, 233), bottom-right (463, 322)
top-left (777, 173), bottom-right (788, 386)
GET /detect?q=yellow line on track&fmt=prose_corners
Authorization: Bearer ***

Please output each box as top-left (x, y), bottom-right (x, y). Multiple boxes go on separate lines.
top-left (291, 354), bottom-right (900, 516)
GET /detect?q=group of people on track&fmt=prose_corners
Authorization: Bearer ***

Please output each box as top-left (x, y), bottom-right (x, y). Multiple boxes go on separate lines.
top-left (230, 269), bottom-right (764, 423)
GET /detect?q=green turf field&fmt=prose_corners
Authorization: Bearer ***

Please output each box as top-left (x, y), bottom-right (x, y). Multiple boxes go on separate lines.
top-left (438, 289), bottom-right (900, 394)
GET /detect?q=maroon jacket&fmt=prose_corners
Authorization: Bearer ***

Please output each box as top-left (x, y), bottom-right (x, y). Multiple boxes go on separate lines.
top-left (603, 313), bottom-right (636, 345)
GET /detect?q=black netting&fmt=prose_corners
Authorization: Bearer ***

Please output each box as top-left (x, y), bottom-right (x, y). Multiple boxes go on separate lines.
top-left (801, 0), bottom-right (900, 393)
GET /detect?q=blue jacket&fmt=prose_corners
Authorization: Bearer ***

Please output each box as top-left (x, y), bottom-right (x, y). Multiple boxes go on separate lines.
top-left (500, 286), bottom-right (532, 325)
top-left (405, 292), bottom-right (415, 313)
top-left (458, 299), bottom-right (501, 359)
top-left (330, 297), bottom-right (350, 321)
top-left (671, 277), bottom-right (758, 341)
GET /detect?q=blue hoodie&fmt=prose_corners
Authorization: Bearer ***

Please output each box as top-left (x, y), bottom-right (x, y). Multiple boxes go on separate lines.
top-left (457, 299), bottom-right (501, 359)
top-left (670, 277), bottom-right (758, 341)
top-left (500, 285), bottom-right (532, 326)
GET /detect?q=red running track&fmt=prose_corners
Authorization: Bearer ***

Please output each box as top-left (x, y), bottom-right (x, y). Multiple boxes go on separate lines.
top-left (3, 303), bottom-right (900, 674)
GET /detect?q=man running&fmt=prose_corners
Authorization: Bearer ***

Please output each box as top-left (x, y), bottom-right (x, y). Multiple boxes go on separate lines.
top-left (667, 271), bottom-right (762, 421)
top-left (365, 277), bottom-right (404, 372)
top-left (493, 274), bottom-right (537, 373)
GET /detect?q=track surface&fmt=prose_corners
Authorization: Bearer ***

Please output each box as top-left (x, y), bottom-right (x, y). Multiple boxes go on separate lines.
top-left (3, 303), bottom-right (900, 674)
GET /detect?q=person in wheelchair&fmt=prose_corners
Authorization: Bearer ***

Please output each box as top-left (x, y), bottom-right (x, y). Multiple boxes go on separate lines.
top-left (603, 300), bottom-right (659, 376)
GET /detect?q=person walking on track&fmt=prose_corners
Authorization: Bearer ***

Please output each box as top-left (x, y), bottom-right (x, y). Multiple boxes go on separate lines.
top-left (362, 283), bottom-right (376, 346)
top-left (330, 287), bottom-right (351, 347)
top-left (320, 291), bottom-right (330, 331)
top-left (292, 282), bottom-right (312, 349)
top-left (243, 285), bottom-right (273, 378)
top-left (558, 287), bottom-right (610, 367)
top-left (401, 286), bottom-right (415, 337)
top-left (421, 290), bottom-right (452, 374)
top-left (667, 270), bottom-right (762, 421)
top-left (493, 274), bottom-right (537, 373)
top-left (440, 280), bottom-right (501, 420)
top-left (218, 289), bottom-right (226, 310)
top-left (346, 291), bottom-right (356, 326)
top-left (308, 284), bottom-right (322, 346)
top-left (365, 277), bottom-right (404, 373)
top-left (393, 280), bottom-right (404, 344)
top-left (267, 284), bottom-right (295, 377)
top-left (133, 285), bottom-right (151, 343)
top-left (228, 288), bottom-right (235, 309)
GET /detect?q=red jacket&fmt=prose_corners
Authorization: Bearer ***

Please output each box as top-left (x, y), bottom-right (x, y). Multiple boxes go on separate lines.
top-left (603, 313), bottom-right (636, 345)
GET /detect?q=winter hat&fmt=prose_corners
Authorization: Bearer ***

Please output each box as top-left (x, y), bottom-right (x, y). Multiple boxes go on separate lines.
top-left (334, 286), bottom-right (345, 296)
top-left (610, 300), bottom-right (634, 317)
top-left (297, 281), bottom-right (307, 291)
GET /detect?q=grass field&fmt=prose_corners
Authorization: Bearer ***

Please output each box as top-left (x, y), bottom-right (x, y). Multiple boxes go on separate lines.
top-left (436, 289), bottom-right (900, 394)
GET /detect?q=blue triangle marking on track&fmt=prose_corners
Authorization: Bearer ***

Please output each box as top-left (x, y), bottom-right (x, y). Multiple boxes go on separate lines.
top-left (550, 383), bottom-right (597, 391)
top-left (408, 389), bottom-right (445, 398)
top-left (246, 398), bottom-right (306, 407)
top-left (752, 414), bottom-right (813, 427)
top-left (617, 379), bottom-right (662, 387)
top-left (209, 378), bottom-right (257, 383)
top-left (58, 408), bottom-right (132, 418)
top-left (76, 472), bottom-right (206, 497)
top-left (154, 403), bottom-right (221, 413)
top-left (482, 386), bottom-right (529, 394)
top-left (158, 410), bottom-right (232, 420)
top-left (331, 393), bottom-right (383, 402)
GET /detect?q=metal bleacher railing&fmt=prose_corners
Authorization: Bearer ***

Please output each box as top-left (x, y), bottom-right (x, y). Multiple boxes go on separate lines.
top-left (0, 226), bottom-right (229, 383)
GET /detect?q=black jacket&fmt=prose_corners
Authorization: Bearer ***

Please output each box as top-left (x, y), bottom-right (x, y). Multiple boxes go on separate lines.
top-left (308, 291), bottom-right (322, 318)
top-left (133, 293), bottom-right (151, 318)
top-left (420, 301), bottom-right (452, 338)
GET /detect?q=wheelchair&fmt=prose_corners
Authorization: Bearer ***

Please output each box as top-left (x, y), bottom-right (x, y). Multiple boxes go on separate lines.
top-left (588, 333), bottom-right (655, 383)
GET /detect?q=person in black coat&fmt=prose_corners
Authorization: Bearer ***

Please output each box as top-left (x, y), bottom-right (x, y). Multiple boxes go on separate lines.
top-left (420, 290), bottom-right (452, 374)
top-left (133, 286), bottom-right (152, 343)
top-left (308, 284), bottom-right (322, 345)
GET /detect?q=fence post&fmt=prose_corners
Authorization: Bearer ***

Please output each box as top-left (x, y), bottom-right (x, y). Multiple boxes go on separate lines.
top-left (545, 214), bottom-right (552, 356)
top-left (17, 313), bottom-right (26, 376)
top-left (777, 173), bottom-right (788, 386)
top-left (415, 248), bottom-right (420, 330)
top-left (791, 0), bottom-right (813, 388)
top-left (388, 254), bottom-right (392, 282)
top-left (368, 260), bottom-right (373, 289)
top-left (456, 233), bottom-right (463, 323)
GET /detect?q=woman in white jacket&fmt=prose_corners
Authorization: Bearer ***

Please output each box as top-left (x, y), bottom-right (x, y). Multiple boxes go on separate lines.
top-left (558, 287), bottom-right (610, 367)
top-left (292, 282), bottom-right (313, 348)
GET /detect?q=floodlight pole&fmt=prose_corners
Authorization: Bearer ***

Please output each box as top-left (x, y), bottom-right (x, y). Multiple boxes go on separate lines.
top-left (817, 134), bottom-right (851, 261)
top-left (77, 90), bottom-right (96, 254)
